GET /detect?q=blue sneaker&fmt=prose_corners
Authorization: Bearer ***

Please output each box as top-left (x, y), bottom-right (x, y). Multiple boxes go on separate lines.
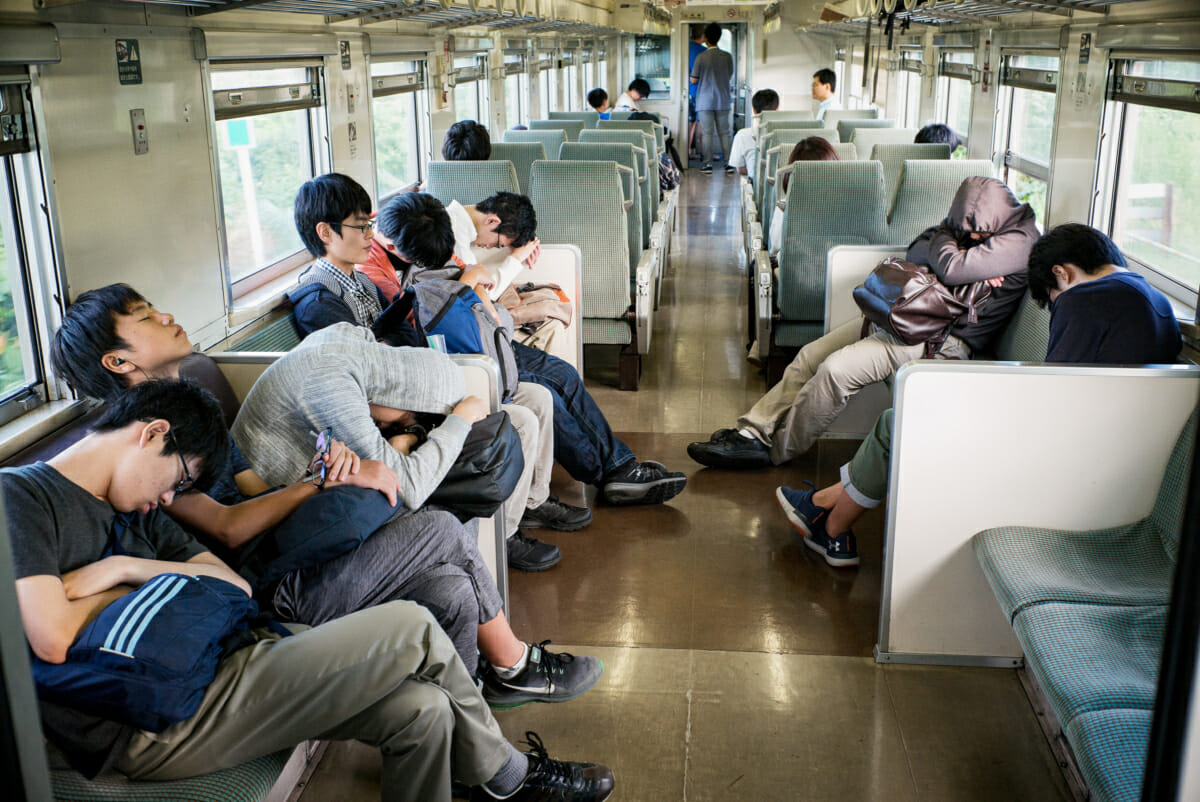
top-left (776, 484), bottom-right (860, 567)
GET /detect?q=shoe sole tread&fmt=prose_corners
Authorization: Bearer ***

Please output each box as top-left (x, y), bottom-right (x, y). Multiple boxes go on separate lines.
top-left (602, 476), bottom-right (687, 505)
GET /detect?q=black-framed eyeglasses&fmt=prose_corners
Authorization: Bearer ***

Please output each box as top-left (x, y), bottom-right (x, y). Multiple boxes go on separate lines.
top-left (170, 440), bottom-right (195, 495)
top-left (310, 427), bottom-right (332, 489)
top-left (329, 219), bottom-right (375, 235)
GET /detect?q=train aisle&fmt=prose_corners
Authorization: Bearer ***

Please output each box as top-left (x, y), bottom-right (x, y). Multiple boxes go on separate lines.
top-left (299, 171), bottom-right (1071, 801)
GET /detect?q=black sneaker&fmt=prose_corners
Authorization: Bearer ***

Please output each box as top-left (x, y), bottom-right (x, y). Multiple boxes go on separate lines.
top-left (699, 163), bottom-right (713, 175)
top-left (724, 164), bottom-right (737, 175)
top-left (506, 532), bottom-right (561, 572)
top-left (473, 732), bottom-right (614, 801)
top-left (520, 495), bottom-right (593, 532)
top-left (687, 428), bottom-right (772, 469)
top-left (482, 641), bottom-right (604, 709)
top-left (601, 460), bottom-right (687, 506)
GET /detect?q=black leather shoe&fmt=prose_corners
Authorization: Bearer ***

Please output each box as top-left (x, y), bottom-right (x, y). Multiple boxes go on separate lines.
top-left (507, 531), bottom-right (562, 572)
top-left (687, 429), bottom-right (772, 469)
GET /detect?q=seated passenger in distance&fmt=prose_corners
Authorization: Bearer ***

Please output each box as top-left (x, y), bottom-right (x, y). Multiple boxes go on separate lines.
top-left (587, 88), bottom-right (611, 120)
top-left (728, 88), bottom-right (779, 180)
top-left (442, 119), bottom-right (491, 161)
top-left (812, 68), bottom-right (841, 121)
top-left (614, 78), bottom-right (651, 112)
top-left (690, 176), bottom-right (1038, 470)
top-left (289, 172), bottom-right (581, 572)
top-left (915, 123), bottom-right (963, 156)
top-left (768, 137), bottom-right (839, 261)
top-left (776, 224), bottom-right (1180, 568)
top-left (49, 285), bottom-right (600, 704)
top-left (6, 380), bottom-right (614, 801)
top-left (370, 192), bottom-right (691, 509)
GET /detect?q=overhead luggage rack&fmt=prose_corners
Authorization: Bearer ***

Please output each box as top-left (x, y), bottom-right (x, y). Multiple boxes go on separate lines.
top-left (808, 0), bottom-right (1146, 30)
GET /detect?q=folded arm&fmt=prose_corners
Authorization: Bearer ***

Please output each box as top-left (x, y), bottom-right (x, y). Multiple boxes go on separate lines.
top-left (913, 229), bottom-right (1034, 286)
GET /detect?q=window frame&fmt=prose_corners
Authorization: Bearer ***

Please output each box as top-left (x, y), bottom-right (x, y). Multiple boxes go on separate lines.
top-left (208, 60), bottom-right (331, 300)
top-left (370, 56), bottom-right (429, 202)
top-left (1093, 55), bottom-right (1200, 312)
top-left (935, 49), bottom-right (975, 146)
top-left (997, 52), bottom-right (1060, 226)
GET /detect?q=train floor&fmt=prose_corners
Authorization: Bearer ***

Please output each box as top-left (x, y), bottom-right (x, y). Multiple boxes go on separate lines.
top-left (299, 167), bottom-right (1072, 801)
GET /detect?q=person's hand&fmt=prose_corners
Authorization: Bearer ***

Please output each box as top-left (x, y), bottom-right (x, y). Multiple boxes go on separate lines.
top-left (513, 237), bottom-right (541, 267)
top-left (985, 276), bottom-right (1005, 288)
top-left (460, 266), bottom-right (495, 292)
top-left (62, 557), bottom-right (128, 600)
top-left (325, 459), bottom-right (402, 507)
top-left (451, 395), bottom-right (488, 424)
top-left (321, 438), bottom-right (361, 483)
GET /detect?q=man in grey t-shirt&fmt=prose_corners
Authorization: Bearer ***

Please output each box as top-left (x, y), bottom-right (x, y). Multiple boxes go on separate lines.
top-left (690, 22), bottom-right (734, 175)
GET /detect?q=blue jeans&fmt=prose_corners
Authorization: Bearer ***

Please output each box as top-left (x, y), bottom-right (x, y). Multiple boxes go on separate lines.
top-left (512, 342), bottom-right (634, 485)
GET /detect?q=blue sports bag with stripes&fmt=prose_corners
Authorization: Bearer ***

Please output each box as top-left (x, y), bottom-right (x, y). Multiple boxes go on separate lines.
top-left (31, 571), bottom-right (260, 732)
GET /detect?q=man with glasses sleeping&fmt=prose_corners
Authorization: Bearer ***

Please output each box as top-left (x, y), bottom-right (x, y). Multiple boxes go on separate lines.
top-left (49, 285), bottom-right (603, 710)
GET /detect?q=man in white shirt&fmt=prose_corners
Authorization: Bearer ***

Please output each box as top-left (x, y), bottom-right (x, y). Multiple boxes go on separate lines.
top-left (727, 89), bottom-right (780, 182)
top-left (812, 68), bottom-right (842, 121)
top-left (444, 194), bottom-right (541, 300)
top-left (614, 78), bottom-right (650, 112)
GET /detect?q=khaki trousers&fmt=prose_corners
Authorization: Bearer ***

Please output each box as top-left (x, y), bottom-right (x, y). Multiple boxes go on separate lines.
top-left (738, 320), bottom-right (968, 464)
top-left (502, 381), bottom-right (554, 538)
top-left (115, 601), bottom-right (511, 802)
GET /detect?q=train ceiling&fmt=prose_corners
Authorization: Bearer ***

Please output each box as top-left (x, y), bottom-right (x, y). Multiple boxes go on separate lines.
top-left (812, 0), bottom-right (1151, 33)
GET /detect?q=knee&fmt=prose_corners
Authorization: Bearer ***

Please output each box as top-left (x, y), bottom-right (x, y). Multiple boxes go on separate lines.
top-left (392, 683), bottom-right (455, 746)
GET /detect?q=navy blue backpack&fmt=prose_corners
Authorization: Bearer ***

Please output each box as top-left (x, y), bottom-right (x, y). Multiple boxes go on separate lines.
top-left (31, 514), bottom-right (265, 733)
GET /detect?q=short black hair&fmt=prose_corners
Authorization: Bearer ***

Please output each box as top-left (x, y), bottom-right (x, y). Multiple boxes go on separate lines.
top-left (442, 120), bottom-right (491, 161)
top-left (475, 192), bottom-right (537, 248)
top-left (704, 23), bottom-right (722, 45)
top-left (1027, 223), bottom-right (1127, 308)
top-left (376, 193), bottom-right (455, 271)
top-left (691, 24), bottom-right (705, 41)
top-left (587, 88), bottom-right (608, 111)
top-left (294, 173), bottom-right (372, 257)
top-left (915, 123), bottom-right (962, 151)
top-left (752, 89), bottom-right (780, 114)
top-left (51, 283), bottom-right (147, 401)
top-left (813, 68), bottom-right (837, 92)
top-left (628, 78), bottom-right (651, 98)
top-left (94, 379), bottom-right (230, 494)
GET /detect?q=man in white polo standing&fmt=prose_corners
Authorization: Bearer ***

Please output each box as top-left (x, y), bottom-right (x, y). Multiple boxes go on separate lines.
top-left (691, 22), bottom-right (734, 175)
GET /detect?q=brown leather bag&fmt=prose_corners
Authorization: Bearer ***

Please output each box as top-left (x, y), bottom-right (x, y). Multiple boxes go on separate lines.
top-left (852, 258), bottom-right (991, 355)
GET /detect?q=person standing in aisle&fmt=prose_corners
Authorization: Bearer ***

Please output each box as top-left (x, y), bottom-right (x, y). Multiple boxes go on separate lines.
top-left (691, 23), bottom-right (734, 175)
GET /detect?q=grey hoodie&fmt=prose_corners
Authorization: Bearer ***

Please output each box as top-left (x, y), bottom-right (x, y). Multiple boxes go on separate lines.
top-left (231, 323), bottom-right (470, 509)
top-left (907, 176), bottom-right (1039, 351)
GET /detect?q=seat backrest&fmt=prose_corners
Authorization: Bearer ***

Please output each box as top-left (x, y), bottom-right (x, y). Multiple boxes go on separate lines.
top-left (530, 119), bottom-right (585, 141)
top-left (756, 129), bottom-right (839, 213)
top-left (1151, 408), bottom-right (1198, 562)
top-left (824, 109), bottom-right (879, 126)
top-left (548, 110), bottom-right (601, 128)
top-left (763, 119), bottom-right (827, 136)
top-left (608, 110), bottom-right (634, 120)
top-left (426, 160), bottom-right (519, 207)
top-left (529, 161), bottom-right (631, 320)
top-left (560, 142), bottom-right (644, 270)
top-left (179, 352), bottom-right (242, 425)
top-left (832, 142), bottom-right (858, 160)
top-left (836, 118), bottom-right (896, 143)
top-left (990, 290), bottom-right (1051, 362)
top-left (579, 130), bottom-right (654, 236)
top-left (503, 128), bottom-right (566, 158)
top-left (871, 143), bottom-right (952, 205)
top-left (886, 158), bottom-right (996, 246)
top-left (777, 160), bottom-right (888, 322)
top-left (760, 110), bottom-right (814, 122)
top-left (489, 142), bottom-right (546, 193)
top-left (598, 119), bottom-right (662, 152)
top-left (851, 127), bottom-right (920, 152)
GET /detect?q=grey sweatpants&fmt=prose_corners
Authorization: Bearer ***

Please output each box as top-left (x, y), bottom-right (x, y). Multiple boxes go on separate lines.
top-left (738, 320), bottom-right (969, 464)
top-left (115, 602), bottom-right (512, 802)
top-left (271, 508), bottom-right (504, 672)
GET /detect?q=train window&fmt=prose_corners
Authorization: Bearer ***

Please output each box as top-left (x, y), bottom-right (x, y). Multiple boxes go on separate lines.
top-left (504, 51), bottom-right (529, 128)
top-left (538, 50), bottom-right (556, 115)
top-left (563, 51), bottom-right (579, 111)
top-left (999, 54), bottom-right (1059, 224)
top-left (1097, 57), bottom-right (1200, 299)
top-left (895, 49), bottom-right (924, 128)
top-left (849, 46), bottom-right (865, 108)
top-left (0, 80), bottom-right (49, 421)
top-left (370, 58), bottom-right (428, 199)
top-left (834, 48), bottom-right (846, 106)
top-left (633, 35), bottom-right (670, 94)
top-left (937, 50), bottom-right (974, 147)
top-left (453, 55), bottom-right (488, 123)
top-left (211, 63), bottom-right (328, 293)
